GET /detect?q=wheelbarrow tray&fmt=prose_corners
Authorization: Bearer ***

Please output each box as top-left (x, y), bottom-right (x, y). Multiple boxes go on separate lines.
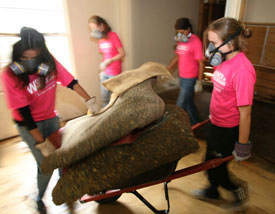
top-left (79, 119), bottom-right (233, 213)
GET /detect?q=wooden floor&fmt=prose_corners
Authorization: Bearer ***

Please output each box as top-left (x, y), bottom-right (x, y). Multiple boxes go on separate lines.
top-left (0, 136), bottom-right (275, 214)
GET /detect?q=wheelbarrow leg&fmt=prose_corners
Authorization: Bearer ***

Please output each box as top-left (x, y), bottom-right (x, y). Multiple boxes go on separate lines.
top-left (131, 182), bottom-right (170, 214)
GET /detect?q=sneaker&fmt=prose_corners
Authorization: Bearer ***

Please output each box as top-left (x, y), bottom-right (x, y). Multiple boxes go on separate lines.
top-left (230, 187), bottom-right (248, 211)
top-left (37, 200), bottom-right (47, 214)
top-left (192, 186), bottom-right (220, 201)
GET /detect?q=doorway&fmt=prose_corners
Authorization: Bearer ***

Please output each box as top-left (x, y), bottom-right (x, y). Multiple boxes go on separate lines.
top-left (197, 0), bottom-right (227, 40)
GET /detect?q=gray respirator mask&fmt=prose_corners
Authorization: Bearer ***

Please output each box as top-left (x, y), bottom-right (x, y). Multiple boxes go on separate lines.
top-left (174, 32), bottom-right (191, 43)
top-left (90, 29), bottom-right (103, 39)
top-left (9, 59), bottom-right (49, 76)
top-left (205, 28), bottom-right (242, 66)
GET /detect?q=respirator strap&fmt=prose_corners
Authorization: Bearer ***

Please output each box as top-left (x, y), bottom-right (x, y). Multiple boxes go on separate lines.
top-left (210, 28), bottom-right (242, 55)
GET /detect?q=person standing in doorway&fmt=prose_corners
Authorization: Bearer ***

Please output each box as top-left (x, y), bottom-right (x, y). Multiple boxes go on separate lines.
top-left (167, 17), bottom-right (204, 126)
top-left (0, 27), bottom-right (100, 214)
top-left (88, 15), bottom-right (125, 107)
top-left (192, 17), bottom-right (255, 211)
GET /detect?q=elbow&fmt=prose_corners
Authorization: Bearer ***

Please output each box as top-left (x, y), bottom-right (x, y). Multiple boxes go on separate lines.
top-left (121, 51), bottom-right (126, 58)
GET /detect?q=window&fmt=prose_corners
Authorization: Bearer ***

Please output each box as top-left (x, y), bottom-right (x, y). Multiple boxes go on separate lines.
top-left (0, 0), bottom-right (71, 73)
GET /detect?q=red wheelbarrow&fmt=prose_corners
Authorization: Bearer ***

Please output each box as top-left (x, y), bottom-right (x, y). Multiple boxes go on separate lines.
top-left (78, 119), bottom-right (234, 214)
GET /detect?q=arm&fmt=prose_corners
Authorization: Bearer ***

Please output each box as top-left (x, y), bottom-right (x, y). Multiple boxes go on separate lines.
top-left (100, 47), bottom-right (125, 71)
top-left (109, 47), bottom-right (125, 63)
top-left (17, 106), bottom-right (44, 143)
top-left (72, 83), bottom-right (100, 113)
top-left (167, 55), bottom-right (178, 71)
top-left (29, 128), bottom-right (44, 143)
top-left (198, 59), bottom-right (204, 81)
top-left (72, 83), bottom-right (91, 101)
top-left (238, 105), bottom-right (252, 144)
top-left (232, 105), bottom-right (252, 161)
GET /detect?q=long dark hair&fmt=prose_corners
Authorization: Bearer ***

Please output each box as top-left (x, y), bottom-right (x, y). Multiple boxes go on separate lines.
top-left (11, 27), bottom-right (56, 89)
top-left (88, 15), bottom-right (112, 37)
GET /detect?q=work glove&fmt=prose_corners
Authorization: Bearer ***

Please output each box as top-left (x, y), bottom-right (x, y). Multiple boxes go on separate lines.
top-left (232, 141), bottom-right (252, 162)
top-left (194, 80), bottom-right (203, 93)
top-left (99, 59), bottom-right (112, 71)
top-left (86, 97), bottom-right (101, 114)
top-left (35, 139), bottom-right (57, 157)
top-left (35, 129), bottom-right (63, 157)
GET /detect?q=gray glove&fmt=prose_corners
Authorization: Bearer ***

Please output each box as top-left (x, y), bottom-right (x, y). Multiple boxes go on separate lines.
top-left (85, 97), bottom-right (101, 114)
top-left (194, 80), bottom-right (203, 93)
top-left (232, 141), bottom-right (252, 162)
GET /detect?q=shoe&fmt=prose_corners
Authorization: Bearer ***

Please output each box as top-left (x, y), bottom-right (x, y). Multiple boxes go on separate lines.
top-left (37, 200), bottom-right (47, 214)
top-left (222, 186), bottom-right (248, 211)
top-left (231, 187), bottom-right (248, 211)
top-left (192, 186), bottom-right (220, 201)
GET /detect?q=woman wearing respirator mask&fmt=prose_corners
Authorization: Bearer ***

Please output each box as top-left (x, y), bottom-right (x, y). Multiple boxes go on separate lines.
top-left (192, 18), bottom-right (255, 211)
top-left (0, 27), bottom-right (99, 214)
top-left (88, 15), bottom-right (125, 107)
top-left (167, 17), bottom-right (204, 126)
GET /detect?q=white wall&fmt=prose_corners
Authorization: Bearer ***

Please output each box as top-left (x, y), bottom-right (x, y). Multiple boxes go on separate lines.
top-left (0, 0), bottom-right (201, 140)
top-left (244, 0), bottom-right (275, 23)
top-left (64, 0), bottom-right (200, 75)
top-left (63, 0), bottom-right (134, 100)
top-left (131, 0), bottom-right (200, 68)
top-left (0, 94), bottom-right (18, 139)
top-left (225, 0), bottom-right (243, 19)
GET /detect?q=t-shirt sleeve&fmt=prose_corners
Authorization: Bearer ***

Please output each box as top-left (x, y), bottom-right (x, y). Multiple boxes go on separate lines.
top-left (0, 69), bottom-right (29, 109)
top-left (193, 37), bottom-right (203, 61)
top-left (233, 69), bottom-right (255, 106)
top-left (54, 59), bottom-right (75, 87)
top-left (111, 32), bottom-right (123, 49)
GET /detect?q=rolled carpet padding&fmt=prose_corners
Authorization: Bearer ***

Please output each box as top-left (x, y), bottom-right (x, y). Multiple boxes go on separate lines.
top-left (41, 78), bottom-right (165, 173)
top-left (41, 62), bottom-right (171, 174)
top-left (52, 105), bottom-right (198, 205)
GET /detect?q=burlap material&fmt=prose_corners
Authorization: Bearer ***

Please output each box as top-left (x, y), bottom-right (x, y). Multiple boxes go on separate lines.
top-left (41, 78), bottom-right (165, 173)
top-left (52, 105), bottom-right (198, 205)
top-left (95, 61), bottom-right (173, 115)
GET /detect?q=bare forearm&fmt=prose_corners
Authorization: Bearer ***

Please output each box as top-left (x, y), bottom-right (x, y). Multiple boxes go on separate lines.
top-left (29, 128), bottom-right (44, 143)
top-left (109, 47), bottom-right (125, 62)
top-left (73, 83), bottom-right (91, 101)
top-left (198, 60), bottom-right (204, 80)
top-left (167, 55), bottom-right (178, 71)
top-left (238, 106), bottom-right (252, 143)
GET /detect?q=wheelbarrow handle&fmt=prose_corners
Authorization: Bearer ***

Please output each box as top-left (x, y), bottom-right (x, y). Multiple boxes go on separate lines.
top-left (191, 119), bottom-right (210, 131)
top-left (168, 155), bottom-right (234, 181)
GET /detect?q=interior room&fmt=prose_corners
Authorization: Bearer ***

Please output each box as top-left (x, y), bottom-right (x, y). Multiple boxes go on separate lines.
top-left (0, 0), bottom-right (275, 213)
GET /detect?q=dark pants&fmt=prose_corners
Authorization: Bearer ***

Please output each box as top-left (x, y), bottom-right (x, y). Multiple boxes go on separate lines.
top-left (205, 123), bottom-right (239, 191)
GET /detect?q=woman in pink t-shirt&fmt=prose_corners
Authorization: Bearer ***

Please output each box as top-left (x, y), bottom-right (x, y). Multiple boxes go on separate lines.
top-left (167, 17), bottom-right (204, 125)
top-left (0, 27), bottom-right (100, 213)
top-left (88, 15), bottom-right (125, 107)
top-left (192, 18), bottom-right (255, 210)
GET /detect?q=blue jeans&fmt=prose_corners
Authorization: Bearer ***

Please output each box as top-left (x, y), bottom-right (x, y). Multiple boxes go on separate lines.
top-left (99, 72), bottom-right (115, 107)
top-left (16, 116), bottom-right (60, 201)
top-left (176, 77), bottom-right (200, 125)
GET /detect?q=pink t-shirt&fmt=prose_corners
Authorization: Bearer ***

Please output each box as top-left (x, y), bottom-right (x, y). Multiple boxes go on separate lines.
top-left (210, 52), bottom-right (256, 127)
top-left (1, 59), bottom-right (74, 122)
top-left (175, 34), bottom-right (203, 78)
top-left (98, 31), bottom-right (123, 76)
